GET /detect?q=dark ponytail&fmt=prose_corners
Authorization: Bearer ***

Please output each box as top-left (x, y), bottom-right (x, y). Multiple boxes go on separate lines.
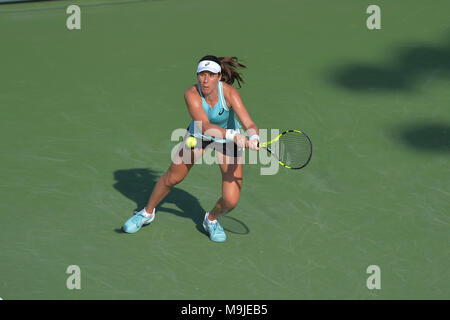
top-left (198, 55), bottom-right (247, 88)
top-left (218, 56), bottom-right (247, 88)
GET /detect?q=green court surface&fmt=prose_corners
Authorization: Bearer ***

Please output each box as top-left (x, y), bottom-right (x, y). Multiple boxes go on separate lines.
top-left (0, 0), bottom-right (449, 299)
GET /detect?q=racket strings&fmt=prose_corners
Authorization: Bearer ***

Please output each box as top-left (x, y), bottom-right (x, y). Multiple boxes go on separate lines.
top-left (275, 132), bottom-right (311, 168)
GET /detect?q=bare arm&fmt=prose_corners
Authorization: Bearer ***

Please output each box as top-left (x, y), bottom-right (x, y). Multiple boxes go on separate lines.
top-left (225, 84), bottom-right (259, 139)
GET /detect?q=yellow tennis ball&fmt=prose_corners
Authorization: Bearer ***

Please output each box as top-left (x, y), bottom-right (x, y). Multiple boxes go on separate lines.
top-left (186, 136), bottom-right (198, 148)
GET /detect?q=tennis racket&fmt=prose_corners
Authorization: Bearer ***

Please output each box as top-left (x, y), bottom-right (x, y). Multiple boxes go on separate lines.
top-left (257, 129), bottom-right (312, 170)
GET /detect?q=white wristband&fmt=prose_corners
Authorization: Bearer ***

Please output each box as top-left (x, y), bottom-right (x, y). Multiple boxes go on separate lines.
top-left (249, 134), bottom-right (260, 141)
top-left (226, 129), bottom-right (238, 142)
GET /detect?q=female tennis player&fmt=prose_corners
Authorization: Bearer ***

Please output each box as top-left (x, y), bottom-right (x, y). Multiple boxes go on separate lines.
top-left (122, 55), bottom-right (260, 242)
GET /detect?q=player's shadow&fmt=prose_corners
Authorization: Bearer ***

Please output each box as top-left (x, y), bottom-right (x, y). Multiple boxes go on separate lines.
top-left (112, 168), bottom-right (250, 236)
top-left (391, 122), bottom-right (450, 153)
top-left (112, 168), bottom-right (204, 234)
top-left (328, 35), bottom-right (450, 92)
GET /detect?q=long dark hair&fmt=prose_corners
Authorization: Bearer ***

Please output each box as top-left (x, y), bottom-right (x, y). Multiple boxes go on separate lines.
top-left (198, 55), bottom-right (247, 88)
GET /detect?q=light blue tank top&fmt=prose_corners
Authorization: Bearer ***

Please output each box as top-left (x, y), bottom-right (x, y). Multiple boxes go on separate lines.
top-left (188, 81), bottom-right (241, 143)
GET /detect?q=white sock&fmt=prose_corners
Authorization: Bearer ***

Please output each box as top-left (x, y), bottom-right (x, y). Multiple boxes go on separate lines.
top-left (141, 207), bottom-right (155, 218)
top-left (205, 212), bottom-right (217, 224)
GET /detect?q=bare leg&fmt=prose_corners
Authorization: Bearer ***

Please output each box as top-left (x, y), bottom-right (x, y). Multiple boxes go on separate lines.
top-left (208, 151), bottom-right (243, 221)
top-left (145, 140), bottom-right (204, 213)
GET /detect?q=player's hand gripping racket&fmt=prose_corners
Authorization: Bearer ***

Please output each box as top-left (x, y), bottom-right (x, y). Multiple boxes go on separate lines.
top-left (257, 130), bottom-right (312, 170)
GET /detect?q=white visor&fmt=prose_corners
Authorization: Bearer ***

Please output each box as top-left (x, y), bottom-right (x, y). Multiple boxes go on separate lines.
top-left (196, 60), bottom-right (221, 74)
